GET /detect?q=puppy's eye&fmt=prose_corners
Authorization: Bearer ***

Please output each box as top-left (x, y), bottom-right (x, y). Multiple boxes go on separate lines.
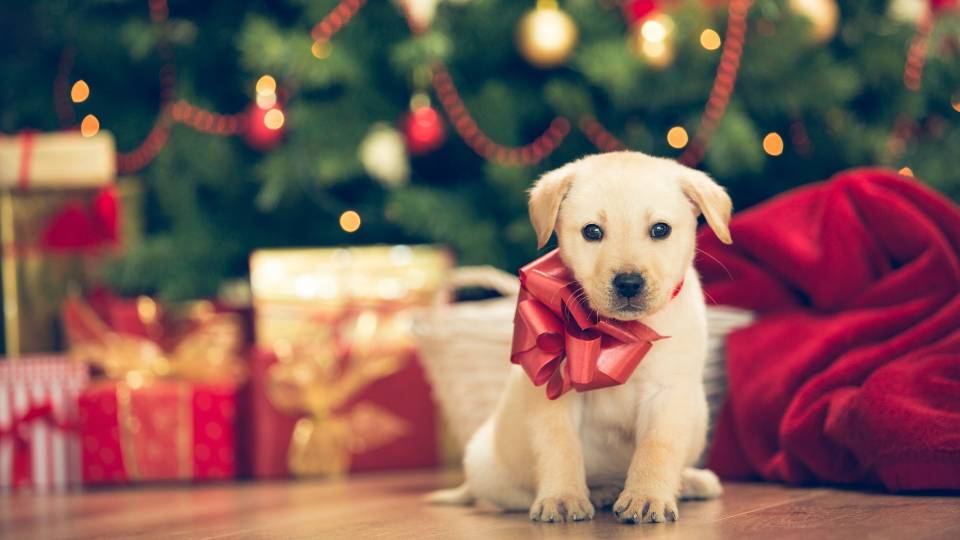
top-left (581, 224), bottom-right (604, 242)
top-left (650, 222), bottom-right (671, 239)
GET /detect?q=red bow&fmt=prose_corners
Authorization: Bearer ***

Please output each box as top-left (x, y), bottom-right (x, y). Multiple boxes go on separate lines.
top-left (510, 250), bottom-right (671, 400)
top-left (0, 403), bottom-right (74, 488)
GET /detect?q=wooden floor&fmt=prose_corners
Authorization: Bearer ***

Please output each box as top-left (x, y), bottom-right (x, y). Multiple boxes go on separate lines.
top-left (2, 471), bottom-right (958, 540)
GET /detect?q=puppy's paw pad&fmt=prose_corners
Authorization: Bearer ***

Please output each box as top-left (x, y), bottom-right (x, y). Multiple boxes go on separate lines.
top-left (589, 485), bottom-right (622, 509)
top-left (612, 491), bottom-right (679, 524)
top-left (680, 467), bottom-right (723, 500)
top-left (529, 494), bottom-right (595, 523)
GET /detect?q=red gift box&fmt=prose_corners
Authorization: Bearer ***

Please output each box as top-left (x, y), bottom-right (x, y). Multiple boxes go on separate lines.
top-left (78, 379), bottom-right (237, 484)
top-left (63, 294), bottom-right (246, 485)
top-left (246, 246), bottom-right (451, 478)
top-left (0, 356), bottom-right (89, 492)
top-left (247, 346), bottom-right (437, 478)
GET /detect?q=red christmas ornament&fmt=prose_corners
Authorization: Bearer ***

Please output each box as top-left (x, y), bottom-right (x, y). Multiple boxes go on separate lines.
top-left (402, 105), bottom-right (446, 155)
top-left (244, 103), bottom-right (286, 151)
top-left (931, 0), bottom-right (957, 13)
top-left (622, 0), bottom-right (659, 24)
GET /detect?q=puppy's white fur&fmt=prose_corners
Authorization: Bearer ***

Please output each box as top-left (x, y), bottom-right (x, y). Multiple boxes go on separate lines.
top-left (430, 152), bottom-right (731, 524)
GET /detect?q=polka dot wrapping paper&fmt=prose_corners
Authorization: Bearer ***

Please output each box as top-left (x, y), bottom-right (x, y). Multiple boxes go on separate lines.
top-left (78, 379), bottom-right (237, 484)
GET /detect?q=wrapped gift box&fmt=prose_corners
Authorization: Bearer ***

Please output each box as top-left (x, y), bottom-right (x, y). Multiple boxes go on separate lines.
top-left (78, 379), bottom-right (237, 484)
top-left (63, 294), bottom-right (245, 485)
top-left (0, 355), bottom-right (89, 492)
top-left (0, 131), bottom-right (142, 356)
top-left (0, 131), bottom-right (115, 189)
top-left (247, 245), bottom-right (451, 478)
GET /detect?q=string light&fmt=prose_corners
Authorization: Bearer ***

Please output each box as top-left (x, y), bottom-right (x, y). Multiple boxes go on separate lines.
top-left (70, 80), bottom-right (90, 103)
top-left (256, 75), bottom-right (277, 96)
top-left (952, 94), bottom-right (960, 113)
top-left (339, 210), bottom-right (361, 232)
top-left (762, 132), bottom-right (784, 156)
top-left (263, 108), bottom-right (285, 130)
top-left (80, 114), bottom-right (100, 137)
top-left (641, 17), bottom-right (669, 43)
top-left (256, 93), bottom-right (277, 109)
top-left (898, 166), bottom-right (914, 177)
top-left (667, 126), bottom-right (689, 149)
top-left (700, 29), bottom-right (722, 50)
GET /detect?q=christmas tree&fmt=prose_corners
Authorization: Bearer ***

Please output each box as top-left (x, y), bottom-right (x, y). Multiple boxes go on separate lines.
top-left (3, 0), bottom-right (958, 299)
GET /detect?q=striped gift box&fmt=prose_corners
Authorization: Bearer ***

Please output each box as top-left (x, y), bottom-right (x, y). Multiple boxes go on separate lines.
top-left (0, 356), bottom-right (89, 492)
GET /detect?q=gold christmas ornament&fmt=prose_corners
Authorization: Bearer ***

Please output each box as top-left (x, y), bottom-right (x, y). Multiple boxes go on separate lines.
top-left (789, 0), bottom-right (839, 43)
top-left (516, 0), bottom-right (579, 69)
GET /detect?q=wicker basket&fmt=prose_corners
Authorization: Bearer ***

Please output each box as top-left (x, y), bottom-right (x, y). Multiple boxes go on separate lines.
top-left (414, 266), bottom-right (520, 449)
top-left (414, 267), bottom-right (755, 454)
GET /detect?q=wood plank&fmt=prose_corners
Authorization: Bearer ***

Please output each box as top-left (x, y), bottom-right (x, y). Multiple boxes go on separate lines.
top-left (1, 471), bottom-right (957, 540)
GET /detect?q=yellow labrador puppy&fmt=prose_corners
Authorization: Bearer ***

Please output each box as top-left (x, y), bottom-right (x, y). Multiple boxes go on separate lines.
top-left (431, 151), bottom-right (732, 524)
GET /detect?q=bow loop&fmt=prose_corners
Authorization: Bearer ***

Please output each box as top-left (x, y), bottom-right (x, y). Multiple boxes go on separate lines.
top-left (510, 250), bottom-right (669, 400)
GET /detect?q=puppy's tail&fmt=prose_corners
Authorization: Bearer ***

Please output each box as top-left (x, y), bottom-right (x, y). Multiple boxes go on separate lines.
top-left (425, 483), bottom-right (475, 506)
top-left (679, 467), bottom-right (723, 500)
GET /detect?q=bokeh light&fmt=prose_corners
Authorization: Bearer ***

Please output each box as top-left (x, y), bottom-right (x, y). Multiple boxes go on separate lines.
top-left (70, 80), bottom-right (90, 103)
top-left (339, 210), bottom-right (361, 233)
top-left (763, 132), bottom-right (784, 156)
top-left (80, 114), bottom-right (100, 137)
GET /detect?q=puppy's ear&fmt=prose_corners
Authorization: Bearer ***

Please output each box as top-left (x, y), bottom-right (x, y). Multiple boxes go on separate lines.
top-left (680, 169), bottom-right (733, 244)
top-left (528, 162), bottom-right (577, 249)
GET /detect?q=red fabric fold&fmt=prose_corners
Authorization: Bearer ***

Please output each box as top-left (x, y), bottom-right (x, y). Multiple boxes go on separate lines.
top-left (698, 168), bottom-right (960, 492)
top-left (510, 250), bottom-right (665, 400)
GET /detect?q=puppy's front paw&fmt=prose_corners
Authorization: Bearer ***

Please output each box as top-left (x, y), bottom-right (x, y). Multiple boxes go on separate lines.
top-left (529, 493), bottom-right (595, 523)
top-left (612, 490), bottom-right (678, 524)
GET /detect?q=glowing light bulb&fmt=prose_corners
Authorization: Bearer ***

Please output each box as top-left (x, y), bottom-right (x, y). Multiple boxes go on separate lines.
top-left (256, 75), bottom-right (277, 96)
top-left (339, 210), bottom-right (361, 233)
top-left (256, 93), bottom-right (277, 109)
top-left (700, 29), bottom-right (722, 51)
top-left (762, 132), bottom-right (784, 156)
top-left (263, 108), bottom-right (285, 130)
top-left (952, 94), bottom-right (960, 113)
top-left (71, 80), bottom-right (90, 103)
top-left (666, 126), bottom-right (689, 149)
top-left (641, 19), bottom-right (668, 43)
top-left (80, 114), bottom-right (100, 137)
top-left (898, 166), bottom-right (914, 177)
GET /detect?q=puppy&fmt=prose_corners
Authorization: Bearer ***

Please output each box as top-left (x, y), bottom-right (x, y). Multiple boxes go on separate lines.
top-left (430, 151), bottom-right (732, 524)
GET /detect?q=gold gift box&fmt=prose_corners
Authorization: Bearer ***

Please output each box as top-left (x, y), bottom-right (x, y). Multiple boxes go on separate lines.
top-left (1, 182), bottom-right (141, 356)
top-left (249, 245), bottom-right (453, 347)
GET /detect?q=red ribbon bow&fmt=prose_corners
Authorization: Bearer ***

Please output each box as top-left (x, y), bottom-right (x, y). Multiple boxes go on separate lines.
top-left (510, 250), bottom-right (671, 400)
top-left (0, 403), bottom-right (75, 488)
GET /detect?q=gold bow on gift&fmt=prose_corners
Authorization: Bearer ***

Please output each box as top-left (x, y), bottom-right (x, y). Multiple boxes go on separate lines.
top-left (266, 308), bottom-right (412, 478)
top-left (63, 296), bottom-right (246, 385)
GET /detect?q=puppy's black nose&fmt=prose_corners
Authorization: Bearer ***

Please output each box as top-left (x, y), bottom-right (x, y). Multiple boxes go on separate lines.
top-left (613, 273), bottom-right (645, 299)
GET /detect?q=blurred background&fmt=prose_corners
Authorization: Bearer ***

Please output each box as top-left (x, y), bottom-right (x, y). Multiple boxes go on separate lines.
top-left (1, 0), bottom-right (959, 492)
top-left (3, 0), bottom-right (958, 302)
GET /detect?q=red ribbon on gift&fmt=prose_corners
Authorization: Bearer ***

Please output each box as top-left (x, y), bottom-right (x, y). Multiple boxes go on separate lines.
top-left (0, 403), bottom-right (74, 488)
top-left (40, 185), bottom-right (120, 253)
top-left (510, 250), bottom-right (670, 400)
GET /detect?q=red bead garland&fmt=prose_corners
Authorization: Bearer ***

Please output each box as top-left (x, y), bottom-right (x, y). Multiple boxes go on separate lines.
top-left (431, 65), bottom-right (571, 166)
top-left (679, 0), bottom-right (752, 166)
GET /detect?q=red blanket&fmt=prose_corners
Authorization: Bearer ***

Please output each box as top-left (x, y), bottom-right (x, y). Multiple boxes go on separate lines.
top-left (698, 168), bottom-right (960, 492)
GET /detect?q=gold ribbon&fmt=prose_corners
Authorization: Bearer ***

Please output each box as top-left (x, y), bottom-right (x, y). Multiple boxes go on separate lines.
top-left (266, 307), bottom-right (412, 478)
top-left (64, 295), bottom-right (245, 482)
top-left (65, 296), bottom-right (246, 385)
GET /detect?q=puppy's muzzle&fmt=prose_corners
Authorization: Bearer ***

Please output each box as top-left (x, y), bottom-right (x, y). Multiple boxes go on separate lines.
top-left (612, 273), bottom-right (645, 299)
